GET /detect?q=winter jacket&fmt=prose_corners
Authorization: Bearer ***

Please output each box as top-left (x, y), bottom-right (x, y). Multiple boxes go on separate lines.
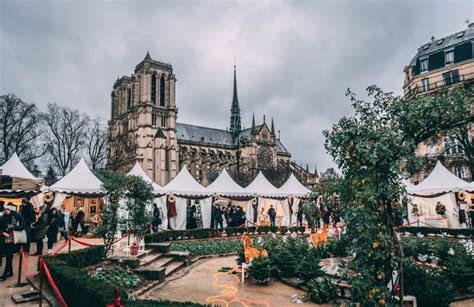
top-left (32, 213), bottom-right (48, 241)
top-left (21, 203), bottom-right (36, 226)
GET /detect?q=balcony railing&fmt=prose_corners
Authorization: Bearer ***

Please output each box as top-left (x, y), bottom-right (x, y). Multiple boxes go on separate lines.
top-left (404, 71), bottom-right (474, 97)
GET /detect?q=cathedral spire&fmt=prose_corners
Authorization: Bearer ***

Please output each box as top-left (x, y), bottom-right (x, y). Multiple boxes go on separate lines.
top-left (251, 113), bottom-right (256, 132)
top-left (145, 51), bottom-right (151, 60)
top-left (271, 117), bottom-right (275, 136)
top-left (229, 63), bottom-right (242, 138)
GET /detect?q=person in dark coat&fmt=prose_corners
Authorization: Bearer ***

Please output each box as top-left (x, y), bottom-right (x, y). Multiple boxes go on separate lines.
top-left (46, 208), bottom-right (60, 254)
top-left (152, 203), bottom-right (162, 232)
top-left (32, 206), bottom-right (48, 255)
top-left (75, 208), bottom-right (85, 236)
top-left (322, 208), bottom-right (331, 227)
top-left (58, 209), bottom-right (68, 240)
top-left (267, 205), bottom-right (277, 227)
top-left (212, 204), bottom-right (223, 229)
top-left (297, 205), bottom-right (304, 227)
top-left (0, 204), bottom-right (26, 281)
top-left (20, 198), bottom-right (35, 253)
top-left (186, 203), bottom-right (197, 229)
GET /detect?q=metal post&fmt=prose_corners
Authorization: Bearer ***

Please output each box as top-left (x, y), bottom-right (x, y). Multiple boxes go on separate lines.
top-left (16, 248), bottom-right (23, 286)
top-left (68, 237), bottom-right (72, 252)
top-left (127, 230), bottom-right (131, 246)
top-left (38, 264), bottom-right (44, 307)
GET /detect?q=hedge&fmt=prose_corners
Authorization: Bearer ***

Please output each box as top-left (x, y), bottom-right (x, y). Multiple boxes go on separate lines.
top-left (125, 299), bottom-right (209, 306)
top-left (144, 226), bottom-right (306, 243)
top-left (51, 245), bottom-right (105, 268)
top-left (398, 226), bottom-right (474, 237)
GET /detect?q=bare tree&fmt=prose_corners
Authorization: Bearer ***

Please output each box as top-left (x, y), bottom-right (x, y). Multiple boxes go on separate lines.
top-left (107, 133), bottom-right (137, 171)
top-left (0, 94), bottom-right (46, 166)
top-left (42, 103), bottom-right (90, 176)
top-left (87, 117), bottom-right (108, 170)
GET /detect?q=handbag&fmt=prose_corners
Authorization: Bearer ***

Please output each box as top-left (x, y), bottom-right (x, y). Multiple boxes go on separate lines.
top-left (13, 229), bottom-right (28, 244)
top-left (3, 232), bottom-right (14, 244)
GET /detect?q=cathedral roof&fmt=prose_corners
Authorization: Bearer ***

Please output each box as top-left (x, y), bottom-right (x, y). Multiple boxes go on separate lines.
top-left (176, 122), bottom-right (290, 155)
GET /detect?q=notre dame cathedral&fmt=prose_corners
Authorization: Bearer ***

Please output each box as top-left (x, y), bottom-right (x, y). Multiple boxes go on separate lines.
top-left (107, 52), bottom-right (318, 187)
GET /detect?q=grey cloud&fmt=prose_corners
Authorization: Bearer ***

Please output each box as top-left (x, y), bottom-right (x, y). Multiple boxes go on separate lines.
top-left (1, 0), bottom-right (472, 172)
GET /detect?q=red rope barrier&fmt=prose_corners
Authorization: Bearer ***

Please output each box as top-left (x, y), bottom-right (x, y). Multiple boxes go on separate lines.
top-left (19, 247), bottom-right (39, 278)
top-left (71, 237), bottom-right (94, 247)
top-left (39, 258), bottom-right (68, 307)
top-left (49, 238), bottom-right (71, 256)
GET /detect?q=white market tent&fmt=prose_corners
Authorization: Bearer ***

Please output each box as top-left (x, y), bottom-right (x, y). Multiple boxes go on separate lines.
top-left (47, 158), bottom-right (103, 195)
top-left (245, 171), bottom-right (285, 198)
top-left (407, 161), bottom-right (472, 196)
top-left (0, 153), bottom-right (44, 195)
top-left (162, 166), bottom-right (212, 230)
top-left (206, 168), bottom-right (250, 197)
top-left (279, 173), bottom-right (311, 197)
top-left (406, 161), bottom-right (472, 229)
top-left (244, 172), bottom-right (290, 226)
top-left (127, 161), bottom-right (165, 195)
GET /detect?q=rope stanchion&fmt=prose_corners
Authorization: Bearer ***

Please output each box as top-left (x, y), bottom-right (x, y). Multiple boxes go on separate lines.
top-left (19, 248), bottom-right (39, 279)
top-left (49, 238), bottom-right (71, 256)
top-left (71, 237), bottom-right (94, 247)
top-left (39, 258), bottom-right (68, 307)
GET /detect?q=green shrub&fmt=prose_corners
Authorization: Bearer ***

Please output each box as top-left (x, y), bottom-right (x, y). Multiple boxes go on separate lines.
top-left (444, 250), bottom-right (474, 293)
top-left (305, 276), bottom-right (338, 304)
top-left (248, 256), bottom-right (273, 284)
top-left (169, 239), bottom-right (241, 256)
top-left (404, 261), bottom-right (455, 307)
top-left (296, 248), bottom-right (325, 282)
top-left (270, 247), bottom-right (299, 277)
top-left (326, 236), bottom-right (349, 257)
top-left (51, 245), bottom-right (105, 268)
top-left (125, 299), bottom-right (210, 306)
top-left (279, 226), bottom-right (288, 234)
top-left (398, 226), bottom-right (474, 237)
top-left (289, 226), bottom-right (305, 234)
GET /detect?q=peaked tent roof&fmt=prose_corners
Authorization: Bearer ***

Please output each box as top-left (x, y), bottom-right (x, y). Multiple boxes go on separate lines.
top-left (245, 171), bottom-right (285, 198)
top-left (163, 166), bottom-right (210, 197)
top-left (407, 161), bottom-right (472, 196)
top-left (0, 153), bottom-right (41, 181)
top-left (127, 162), bottom-right (165, 195)
top-left (279, 173), bottom-right (311, 197)
top-left (206, 168), bottom-right (249, 197)
top-left (48, 159), bottom-right (103, 195)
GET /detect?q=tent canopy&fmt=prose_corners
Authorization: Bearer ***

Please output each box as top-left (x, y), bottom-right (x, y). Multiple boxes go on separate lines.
top-left (279, 173), bottom-right (311, 197)
top-left (407, 161), bottom-right (472, 196)
top-left (245, 171), bottom-right (285, 198)
top-left (127, 161), bottom-right (165, 195)
top-left (206, 168), bottom-right (250, 197)
top-left (163, 166), bottom-right (210, 197)
top-left (1, 153), bottom-right (42, 182)
top-left (47, 158), bottom-right (103, 195)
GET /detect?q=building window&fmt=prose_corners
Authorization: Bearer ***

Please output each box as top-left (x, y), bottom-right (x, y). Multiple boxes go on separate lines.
top-left (127, 89), bottom-right (132, 110)
top-left (122, 120), bottom-right (128, 134)
top-left (444, 136), bottom-right (464, 156)
top-left (151, 74), bottom-right (157, 105)
top-left (160, 76), bottom-right (165, 106)
top-left (420, 59), bottom-right (428, 72)
top-left (421, 78), bottom-right (430, 92)
top-left (443, 70), bottom-right (459, 86)
top-left (152, 112), bottom-right (157, 126)
top-left (161, 115), bottom-right (167, 127)
top-left (452, 166), bottom-right (466, 181)
top-left (445, 50), bottom-right (454, 65)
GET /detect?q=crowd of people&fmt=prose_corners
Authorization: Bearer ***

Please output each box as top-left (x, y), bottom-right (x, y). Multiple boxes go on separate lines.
top-left (0, 198), bottom-right (77, 282)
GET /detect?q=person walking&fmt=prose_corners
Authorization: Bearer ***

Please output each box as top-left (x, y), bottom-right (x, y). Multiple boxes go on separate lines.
top-left (0, 204), bottom-right (26, 281)
top-left (58, 209), bottom-right (68, 241)
top-left (267, 205), bottom-right (276, 227)
top-left (152, 203), bottom-right (162, 233)
top-left (212, 204), bottom-right (223, 229)
top-left (46, 208), bottom-right (60, 254)
top-left (75, 208), bottom-right (85, 236)
top-left (297, 205), bottom-right (304, 227)
top-left (32, 206), bottom-right (48, 255)
top-left (20, 198), bottom-right (35, 253)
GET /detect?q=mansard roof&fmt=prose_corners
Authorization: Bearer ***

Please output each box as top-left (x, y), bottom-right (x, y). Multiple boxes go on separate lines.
top-left (176, 122), bottom-right (290, 155)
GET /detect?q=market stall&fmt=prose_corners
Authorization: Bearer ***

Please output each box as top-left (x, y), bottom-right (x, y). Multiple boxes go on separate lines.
top-left (406, 161), bottom-right (472, 228)
top-left (279, 173), bottom-right (311, 225)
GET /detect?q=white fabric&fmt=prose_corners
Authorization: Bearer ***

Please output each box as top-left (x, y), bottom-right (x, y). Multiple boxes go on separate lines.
top-left (51, 192), bottom-right (67, 209)
top-left (206, 168), bottom-right (250, 197)
top-left (127, 161), bottom-right (165, 195)
top-left (155, 196), bottom-right (168, 230)
top-left (200, 198), bottom-right (213, 228)
top-left (408, 193), bottom-right (461, 228)
top-left (279, 199), bottom-right (291, 226)
top-left (289, 198), bottom-right (300, 225)
top-left (48, 158), bottom-right (103, 194)
top-left (163, 166), bottom-right (210, 197)
top-left (279, 173), bottom-right (311, 197)
top-left (245, 171), bottom-right (285, 198)
top-left (246, 200), bottom-right (257, 225)
top-left (0, 153), bottom-right (41, 181)
top-left (30, 194), bottom-right (44, 209)
top-left (169, 197), bottom-right (187, 230)
top-left (407, 161), bottom-right (472, 196)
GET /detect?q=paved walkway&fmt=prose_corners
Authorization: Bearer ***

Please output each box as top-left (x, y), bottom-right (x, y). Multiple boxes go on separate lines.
top-left (0, 237), bottom-right (103, 307)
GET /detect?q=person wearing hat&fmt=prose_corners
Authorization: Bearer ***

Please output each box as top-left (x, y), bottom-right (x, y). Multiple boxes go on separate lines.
top-left (0, 203), bottom-right (26, 281)
top-left (31, 206), bottom-right (48, 255)
top-left (20, 197), bottom-right (35, 253)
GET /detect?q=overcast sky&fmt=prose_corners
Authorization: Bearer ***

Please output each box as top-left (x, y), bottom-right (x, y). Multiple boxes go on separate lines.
top-left (1, 0), bottom-right (472, 172)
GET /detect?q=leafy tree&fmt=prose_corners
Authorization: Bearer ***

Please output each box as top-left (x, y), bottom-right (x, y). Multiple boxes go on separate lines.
top-left (0, 94), bottom-right (46, 165)
top-left (44, 165), bottom-right (58, 186)
top-left (323, 84), bottom-right (471, 306)
top-left (248, 256), bottom-right (273, 284)
top-left (87, 117), bottom-right (107, 170)
top-left (125, 175), bottom-right (154, 243)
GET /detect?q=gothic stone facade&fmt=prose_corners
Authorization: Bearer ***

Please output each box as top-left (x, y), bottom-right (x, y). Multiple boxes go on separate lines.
top-left (107, 53), bottom-right (316, 187)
